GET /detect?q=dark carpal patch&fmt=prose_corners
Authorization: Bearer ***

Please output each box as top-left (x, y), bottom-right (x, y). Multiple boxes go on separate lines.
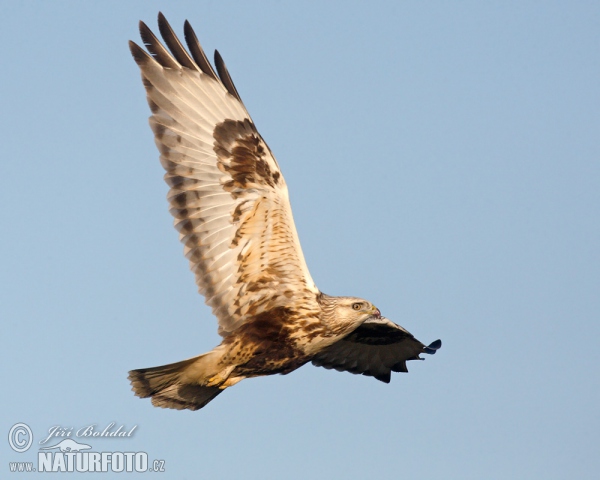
top-left (228, 306), bottom-right (294, 344)
top-left (225, 306), bottom-right (310, 375)
top-left (346, 322), bottom-right (414, 346)
top-left (213, 119), bottom-right (281, 193)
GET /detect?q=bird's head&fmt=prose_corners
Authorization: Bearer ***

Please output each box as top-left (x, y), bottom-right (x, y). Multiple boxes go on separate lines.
top-left (321, 295), bottom-right (381, 334)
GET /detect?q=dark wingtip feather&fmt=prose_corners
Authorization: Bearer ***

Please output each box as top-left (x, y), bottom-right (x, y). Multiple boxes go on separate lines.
top-left (391, 361), bottom-right (409, 373)
top-left (183, 19), bottom-right (219, 81)
top-left (129, 40), bottom-right (152, 66)
top-left (139, 19), bottom-right (179, 69)
top-left (214, 49), bottom-right (243, 103)
top-left (157, 12), bottom-right (198, 70)
top-left (423, 339), bottom-right (442, 355)
top-left (138, 20), bottom-right (152, 45)
top-left (372, 371), bottom-right (392, 383)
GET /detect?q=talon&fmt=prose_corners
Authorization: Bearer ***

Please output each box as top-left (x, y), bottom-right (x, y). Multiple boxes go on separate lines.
top-left (205, 365), bottom-right (236, 386)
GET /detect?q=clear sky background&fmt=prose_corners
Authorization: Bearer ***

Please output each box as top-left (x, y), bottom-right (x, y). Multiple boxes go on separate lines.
top-left (2, 1), bottom-right (599, 478)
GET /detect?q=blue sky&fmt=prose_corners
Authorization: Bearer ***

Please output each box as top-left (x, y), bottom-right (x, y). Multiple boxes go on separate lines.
top-left (2, 1), bottom-right (599, 478)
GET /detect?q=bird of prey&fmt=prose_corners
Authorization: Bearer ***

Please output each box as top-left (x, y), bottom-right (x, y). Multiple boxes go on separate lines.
top-left (128, 13), bottom-right (441, 411)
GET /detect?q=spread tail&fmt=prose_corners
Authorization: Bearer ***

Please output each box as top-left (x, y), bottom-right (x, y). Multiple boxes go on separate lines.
top-left (128, 348), bottom-right (228, 411)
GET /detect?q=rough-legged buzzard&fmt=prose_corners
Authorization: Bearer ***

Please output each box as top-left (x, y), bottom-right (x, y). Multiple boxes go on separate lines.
top-left (128, 13), bottom-right (441, 411)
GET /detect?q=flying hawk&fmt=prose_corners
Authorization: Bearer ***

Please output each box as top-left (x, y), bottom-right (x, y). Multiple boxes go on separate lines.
top-left (128, 13), bottom-right (441, 411)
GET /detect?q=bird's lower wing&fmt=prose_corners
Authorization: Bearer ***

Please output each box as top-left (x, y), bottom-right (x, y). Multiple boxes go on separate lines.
top-left (311, 317), bottom-right (441, 383)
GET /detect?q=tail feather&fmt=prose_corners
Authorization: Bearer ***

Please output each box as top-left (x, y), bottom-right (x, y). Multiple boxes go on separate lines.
top-left (128, 354), bottom-right (224, 411)
top-left (149, 383), bottom-right (223, 411)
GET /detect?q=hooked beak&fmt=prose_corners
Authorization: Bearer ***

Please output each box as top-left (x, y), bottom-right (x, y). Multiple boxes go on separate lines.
top-left (370, 306), bottom-right (382, 319)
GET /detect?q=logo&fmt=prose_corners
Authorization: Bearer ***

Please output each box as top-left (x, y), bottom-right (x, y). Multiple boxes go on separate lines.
top-left (7, 422), bottom-right (166, 474)
top-left (39, 439), bottom-right (92, 452)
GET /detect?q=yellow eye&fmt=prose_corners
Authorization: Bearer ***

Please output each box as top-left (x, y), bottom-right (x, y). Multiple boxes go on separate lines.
top-left (352, 302), bottom-right (362, 311)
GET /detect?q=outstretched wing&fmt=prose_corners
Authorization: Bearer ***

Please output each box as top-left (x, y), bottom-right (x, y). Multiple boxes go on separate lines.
top-left (311, 317), bottom-right (442, 383)
top-left (130, 13), bottom-right (319, 336)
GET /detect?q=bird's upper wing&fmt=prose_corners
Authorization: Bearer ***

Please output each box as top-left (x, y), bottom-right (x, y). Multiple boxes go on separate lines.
top-left (130, 14), bottom-right (319, 336)
top-left (311, 317), bottom-right (442, 383)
